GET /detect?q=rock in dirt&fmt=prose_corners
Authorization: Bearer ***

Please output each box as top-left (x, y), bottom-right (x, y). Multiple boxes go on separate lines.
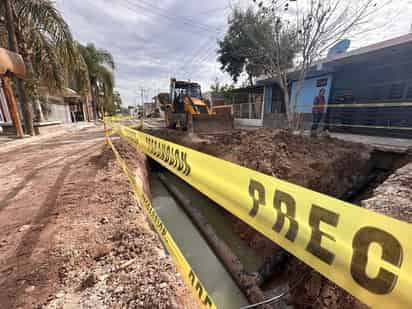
top-left (0, 239), bottom-right (7, 248)
top-left (100, 217), bottom-right (109, 225)
top-left (18, 225), bottom-right (31, 232)
top-left (81, 273), bottom-right (99, 289)
top-left (91, 244), bottom-right (112, 261)
top-left (25, 286), bottom-right (36, 293)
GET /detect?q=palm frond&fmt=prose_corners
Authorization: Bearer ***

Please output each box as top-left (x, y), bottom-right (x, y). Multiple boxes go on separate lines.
top-left (73, 47), bottom-right (91, 96)
top-left (15, 0), bottom-right (77, 66)
top-left (96, 65), bottom-right (115, 112)
top-left (30, 27), bottom-right (64, 90)
top-left (79, 43), bottom-right (115, 74)
top-left (16, 0), bottom-right (73, 43)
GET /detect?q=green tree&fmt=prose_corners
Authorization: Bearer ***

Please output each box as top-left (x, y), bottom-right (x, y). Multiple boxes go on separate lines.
top-left (78, 43), bottom-right (115, 119)
top-left (210, 78), bottom-right (235, 102)
top-left (253, 0), bottom-right (386, 130)
top-left (110, 91), bottom-right (122, 115)
top-left (217, 7), bottom-right (297, 86)
top-left (1, 0), bottom-right (81, 134)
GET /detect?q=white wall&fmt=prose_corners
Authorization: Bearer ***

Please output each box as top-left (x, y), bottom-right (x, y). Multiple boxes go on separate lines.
top-left (234, 118), bottom-right (263, 127)
top-left (0, 82), bottom-right (12, 124)
top-left (47, 101), bottom-right (72, 123)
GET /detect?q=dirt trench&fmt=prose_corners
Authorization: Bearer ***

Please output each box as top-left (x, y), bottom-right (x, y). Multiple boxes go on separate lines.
top-left (142, 127), bottom-right (411, 308)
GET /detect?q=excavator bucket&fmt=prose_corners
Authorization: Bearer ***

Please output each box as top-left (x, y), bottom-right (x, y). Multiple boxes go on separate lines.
top-left (191, 114), bottom-right (234, 134)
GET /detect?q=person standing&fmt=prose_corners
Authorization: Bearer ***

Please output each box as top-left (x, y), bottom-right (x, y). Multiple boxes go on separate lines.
top-left (311, 88), bottom-right (326, 135)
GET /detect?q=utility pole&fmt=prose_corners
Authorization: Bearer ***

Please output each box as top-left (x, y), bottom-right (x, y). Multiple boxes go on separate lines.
top-left (3, 0), bottom-right (35, 136)
top-left (140, 88), bottom-right (144, 106)
top-left (140, 87), bottom-right (145, 117)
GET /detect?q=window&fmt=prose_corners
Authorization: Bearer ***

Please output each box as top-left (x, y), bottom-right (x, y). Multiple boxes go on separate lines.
top-left (195, 105), bottom-right (208, 114)
top-left (388, 83), bottom-right (405, 99)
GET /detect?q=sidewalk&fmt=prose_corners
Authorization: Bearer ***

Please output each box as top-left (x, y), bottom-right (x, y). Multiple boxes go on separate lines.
top-left (0, 122), bottom-right (99, 153)
top-left (330, 132), bottom-right (412, 153)
top-left (237, 124), bottom-right (412, 153)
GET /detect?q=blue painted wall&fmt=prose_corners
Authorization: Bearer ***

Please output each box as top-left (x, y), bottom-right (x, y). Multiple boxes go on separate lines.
top-left (264, 85), bottom-right (273, 113)
top-left (290, 74), bottom-right (333, 113)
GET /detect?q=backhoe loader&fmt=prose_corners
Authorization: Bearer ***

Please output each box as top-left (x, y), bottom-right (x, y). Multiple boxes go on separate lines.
top-left (156, 78), bottom-right (233, 133)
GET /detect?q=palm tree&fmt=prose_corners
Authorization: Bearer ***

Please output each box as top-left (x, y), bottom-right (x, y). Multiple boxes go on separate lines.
top-left (78, 43), bottom-right (115, 119)
top-left (1, 0), bottom-right (82, 133)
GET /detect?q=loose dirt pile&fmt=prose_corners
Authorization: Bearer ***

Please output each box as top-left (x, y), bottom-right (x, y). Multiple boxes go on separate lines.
top-left (143, 128), bottom-right (379, 309)
top-left (144, 128), bottom-right (373, 257)
top-left (207, 129), bottom-right (373, 196)
top-left (146, 128), bottom-right (372, 196)
top-left (139, 127), bottom-right (412, 309)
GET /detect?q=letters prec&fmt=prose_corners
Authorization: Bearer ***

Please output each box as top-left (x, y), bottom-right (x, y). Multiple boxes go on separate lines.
top-left (248, 179), bottom-right (403, 296)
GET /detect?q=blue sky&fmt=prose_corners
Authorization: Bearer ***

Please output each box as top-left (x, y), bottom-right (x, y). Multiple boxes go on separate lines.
top-left (55, 0), bottom-right (412, 107)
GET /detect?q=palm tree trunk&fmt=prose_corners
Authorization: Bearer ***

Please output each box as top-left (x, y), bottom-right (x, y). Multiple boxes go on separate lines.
top-left (90, 80), bottom-right (98, 120)
top-left (3, 0), bottom-right (35, 136)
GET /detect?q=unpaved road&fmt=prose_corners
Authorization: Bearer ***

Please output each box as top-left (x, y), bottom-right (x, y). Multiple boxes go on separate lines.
top-left (0, 127), bottom-right (105, 308)
top-left (0, 126), bottom-right (193, 308)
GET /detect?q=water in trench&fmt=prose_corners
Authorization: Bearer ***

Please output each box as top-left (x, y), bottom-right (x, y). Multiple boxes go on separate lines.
top-left (148, 148), bottom-right (410, 309)
top-left (150, 174), bottom-right (249, 309)
top-left (159, 170), bottom-right (264, 272)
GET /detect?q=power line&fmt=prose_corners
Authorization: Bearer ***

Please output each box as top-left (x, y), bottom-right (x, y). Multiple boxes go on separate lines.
top-left (180, 44), bottom-right (217, 77)
top-left (196, 6), bottom-right (231, 15)
top-left (120, 0), bottom-right (221, 34)
top-left (138, 0), bottom-right (226, 30)
top-left (184, 31), bottom-right (226, 78)
top-left (176, 35), bottom-right (218, 74)
top-left (189, 45), bottom-right (218, 72)
top-left (115, 0), bottom-right (230, 84)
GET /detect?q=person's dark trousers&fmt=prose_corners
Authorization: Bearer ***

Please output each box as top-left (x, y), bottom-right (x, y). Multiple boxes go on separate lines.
top-left (311, 112), bottom-right (323, 131)
top-left (323, 109), bottom-right (330, 131)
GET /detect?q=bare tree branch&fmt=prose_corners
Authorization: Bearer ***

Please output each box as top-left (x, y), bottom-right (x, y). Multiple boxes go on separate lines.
top-left (248, 0), bottom-right (389, 130)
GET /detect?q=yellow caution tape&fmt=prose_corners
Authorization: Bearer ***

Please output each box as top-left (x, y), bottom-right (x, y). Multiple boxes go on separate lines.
top-left (106, 120), bottom-right (412, 309)
top-left (105, 132), bottom-right (217, 309)
top-left (104, 115), bottom-right (133, 122)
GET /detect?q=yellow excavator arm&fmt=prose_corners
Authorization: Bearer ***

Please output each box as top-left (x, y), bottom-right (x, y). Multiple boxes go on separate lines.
top-left (183, 96), bottom-right (212, 115)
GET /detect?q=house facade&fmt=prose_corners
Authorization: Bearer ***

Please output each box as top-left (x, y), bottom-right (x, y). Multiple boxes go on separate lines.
top-left (258, 33), bottom-right (412, 138)
top-left (0, 79), bottom-right (12, 125)
top-left (227, 85), bottom-right (264, 127)
top-left (38, 87), bottom-right (89, 124)
top-left (0, 47), bottom-right (26, 136)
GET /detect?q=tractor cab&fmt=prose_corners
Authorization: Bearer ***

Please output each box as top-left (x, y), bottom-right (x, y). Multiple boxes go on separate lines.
top-left (170, 79), bottom-right (204, 113)
top-left (163, 78), bottom-right (233, 132)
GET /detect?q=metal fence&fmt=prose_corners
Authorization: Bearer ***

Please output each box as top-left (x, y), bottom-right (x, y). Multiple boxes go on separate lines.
top-left (233, 102), bottom-right (262, 120)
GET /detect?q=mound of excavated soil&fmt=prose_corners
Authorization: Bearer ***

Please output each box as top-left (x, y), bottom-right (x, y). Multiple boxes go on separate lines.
top-left (207, 129), bottom-right (373, 196)
top-left (144, 128), bottom-right (374, 257)
top-left (146, 128), bottom-right (372, 197)
top-left (362, 161), bottom-right (412, 223)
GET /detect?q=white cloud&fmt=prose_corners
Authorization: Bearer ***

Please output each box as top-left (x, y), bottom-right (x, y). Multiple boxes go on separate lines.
top-left (56, 0), bottom-right (412, 106)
